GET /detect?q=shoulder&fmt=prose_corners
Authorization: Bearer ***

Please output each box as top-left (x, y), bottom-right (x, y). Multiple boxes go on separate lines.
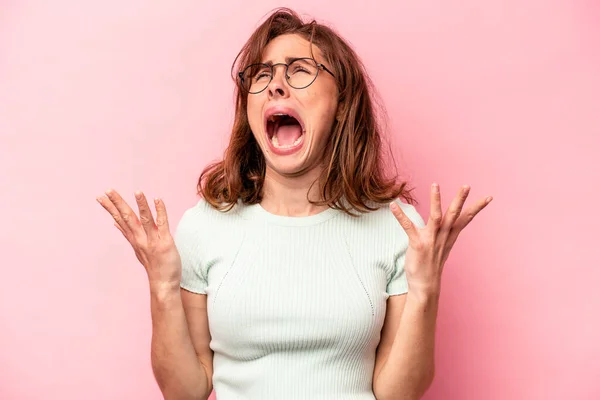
top-left (174, 197), bottom-right (243, 239)
top-left (177, 197), bottom-right (244, 224)
top-left (340, 199), bottom-right (425, 234)
top-left (336, 199), bottom-right (425, 259)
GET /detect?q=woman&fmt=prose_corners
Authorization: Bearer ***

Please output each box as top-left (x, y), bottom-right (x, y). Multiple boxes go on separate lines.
top-left (97, 8), bottom-right (492, 400)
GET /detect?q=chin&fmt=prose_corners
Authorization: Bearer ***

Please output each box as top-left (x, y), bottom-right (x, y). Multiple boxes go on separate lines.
top-left (264, 153), bottom-right (310, 177)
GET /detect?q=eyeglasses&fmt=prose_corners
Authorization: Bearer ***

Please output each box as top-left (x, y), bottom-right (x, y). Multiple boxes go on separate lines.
top-left (238, 57), bottom-right (335, 94)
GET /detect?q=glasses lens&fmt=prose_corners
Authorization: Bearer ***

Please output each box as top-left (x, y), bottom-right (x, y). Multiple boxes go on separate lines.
top-left (240, 64), bottom-right (271, 93)
top-left (287, 58), bottom-right (318, 89)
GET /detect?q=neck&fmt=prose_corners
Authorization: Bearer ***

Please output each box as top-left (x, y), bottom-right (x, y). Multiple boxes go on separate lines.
top-left (260, 166), bottom-right (329, 217)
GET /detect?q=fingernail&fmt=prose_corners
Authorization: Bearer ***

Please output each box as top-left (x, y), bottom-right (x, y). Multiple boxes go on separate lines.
top-left (96, 196), bottom-right (103, 204)
top-left (432, 183), bottom-right (439, 192)
top-left (390, 202), bottom-right (398, 210)
top-left (135, 192), bottom-right (142, 200)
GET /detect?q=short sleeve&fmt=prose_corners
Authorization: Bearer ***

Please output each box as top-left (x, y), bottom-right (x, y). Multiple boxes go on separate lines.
top-left (173, 205), bottom-right (208, 294)
top-left (387, 201), bottom-right (426, 296)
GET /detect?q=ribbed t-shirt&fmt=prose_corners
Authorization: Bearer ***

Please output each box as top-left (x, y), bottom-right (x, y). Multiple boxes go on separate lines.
top-left (174, 197), bottom-right (425, 400)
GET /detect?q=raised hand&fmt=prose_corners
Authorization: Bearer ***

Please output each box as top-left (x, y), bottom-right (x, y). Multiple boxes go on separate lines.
top-left (96, 189), bottom-right (182, 291)
top-left (390, 183), bottom-right (493, 296)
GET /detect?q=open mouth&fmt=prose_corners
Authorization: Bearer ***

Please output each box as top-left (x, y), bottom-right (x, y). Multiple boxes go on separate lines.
top-left (266, 113), bottom-right (305, 150)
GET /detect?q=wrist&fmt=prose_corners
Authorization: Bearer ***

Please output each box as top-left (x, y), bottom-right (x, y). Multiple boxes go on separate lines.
top-left (407, 285), bottom-right (441, 304)
top-left (149, 280), bottom-right (181, 301)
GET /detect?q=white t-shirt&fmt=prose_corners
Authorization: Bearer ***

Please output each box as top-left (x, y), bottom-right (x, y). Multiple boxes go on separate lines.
top-left (174, 197), bottom-right (425, 400)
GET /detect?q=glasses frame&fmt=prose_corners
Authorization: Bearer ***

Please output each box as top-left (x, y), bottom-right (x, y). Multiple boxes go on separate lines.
top-left (238, 57), bottom-right (336, 94)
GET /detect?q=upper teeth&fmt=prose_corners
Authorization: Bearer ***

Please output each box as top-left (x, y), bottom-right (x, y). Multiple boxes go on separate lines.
top-left (269, 113), bottom-right (289, 122)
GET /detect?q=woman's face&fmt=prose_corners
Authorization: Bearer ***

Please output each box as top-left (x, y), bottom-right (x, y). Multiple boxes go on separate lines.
top-left (246, 34), bottom-right (338, 179)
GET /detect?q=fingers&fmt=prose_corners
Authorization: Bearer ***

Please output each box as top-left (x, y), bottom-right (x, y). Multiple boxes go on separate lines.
top-left (113, 222), bottom-right (127, 239)
top-left (390, 201), bottom-right (419, 242)
top-left (154, 197), bottom-right (171, 237)
top-left (454, 196), bottom-right (493, 231)
top-left (135, 191), bottom-right (157, 237)
top-left (97, 189), bottom-right (171, 243)
top-left (446, 195), bottom-right (492, 249)
top-left (97, 190), bottom-right (135, 238)
top-left (106, 190), bottom-right (141, 232)
top-left (442, 185), bottom-right (470, 230)
top-left (429, 183), bottom-right (443, 230)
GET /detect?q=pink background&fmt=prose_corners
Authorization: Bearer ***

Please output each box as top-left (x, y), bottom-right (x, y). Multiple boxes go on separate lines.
top-left (1, 0), bottom-right (599, 399)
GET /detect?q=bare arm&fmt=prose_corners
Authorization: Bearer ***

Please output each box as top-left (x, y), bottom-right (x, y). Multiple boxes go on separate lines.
top-left (373, 291), bottom-right (438, 400)
top-left (150, 285), bottom-right (213, 400)
top-left (96, 189), bottom-right (213, 400)
top-left (375, 183), bottom-right (491, 399)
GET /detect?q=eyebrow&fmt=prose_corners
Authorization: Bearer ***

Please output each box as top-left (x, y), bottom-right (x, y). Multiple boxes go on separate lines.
top-left (261, 56), bottom-right (306, 65)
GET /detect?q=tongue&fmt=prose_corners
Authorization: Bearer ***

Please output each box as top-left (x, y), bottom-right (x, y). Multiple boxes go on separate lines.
top-left (275, 124), bottom-right (302, 146)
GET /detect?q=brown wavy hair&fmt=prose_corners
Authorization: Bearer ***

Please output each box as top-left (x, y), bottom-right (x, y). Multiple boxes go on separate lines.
top-left (197, 8), bottom-right (416, 216)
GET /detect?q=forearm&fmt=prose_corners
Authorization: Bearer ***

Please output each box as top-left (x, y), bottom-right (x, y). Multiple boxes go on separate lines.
top-left (150, 285), bottom-right (210, 400)
top-left (374, 290), bottom-right (439, 400)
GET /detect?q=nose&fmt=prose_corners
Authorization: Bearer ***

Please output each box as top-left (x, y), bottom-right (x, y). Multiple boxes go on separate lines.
top-left (267, 64), bottom-right (290, 99)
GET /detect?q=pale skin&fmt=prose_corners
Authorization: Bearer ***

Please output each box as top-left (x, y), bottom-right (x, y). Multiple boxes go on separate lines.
top-left (373, 184), bottom-right (492, 400)
top-left (97, 33), bottom-right (493, 400)
top-left (97, 191), bottom-right (213, 400)
top-left (246, 34), bottom-right (338, 216)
